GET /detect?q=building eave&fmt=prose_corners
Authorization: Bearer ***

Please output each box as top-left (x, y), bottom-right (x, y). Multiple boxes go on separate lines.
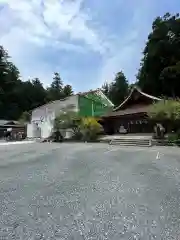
top-left (113, 86), bottom-right (162, 111)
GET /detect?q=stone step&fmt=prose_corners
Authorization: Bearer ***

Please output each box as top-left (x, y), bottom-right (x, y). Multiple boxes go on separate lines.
top-left (110, 139), bottom-right (151, 147)
top-left (110, 138), bottom-right (150, 141)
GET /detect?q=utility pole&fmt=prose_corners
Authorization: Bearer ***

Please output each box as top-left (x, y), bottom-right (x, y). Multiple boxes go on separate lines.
top-left (92, 101), bottom-right (94, 117)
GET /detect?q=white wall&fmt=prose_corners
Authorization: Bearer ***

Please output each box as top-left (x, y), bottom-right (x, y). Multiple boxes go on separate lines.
top-left (27, 124), bottom-right (33, 138)
top-left (30, 95), bottom-right (78, 139)
top-left (27, 123), bottom-right (41, 138)
top-left (40, 121), bottom-right (53, 138)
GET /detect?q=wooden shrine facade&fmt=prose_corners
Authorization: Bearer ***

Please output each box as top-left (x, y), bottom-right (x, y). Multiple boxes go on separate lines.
top-left (101, 87), bottom-right (161, 134)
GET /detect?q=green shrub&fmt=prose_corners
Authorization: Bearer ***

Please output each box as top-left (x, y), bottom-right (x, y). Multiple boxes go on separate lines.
top-left (167, 132), bottom-right (179, 143)
top-left (176, 129), bottom-right (180, 139)
top-left (54, 111), bottom-right (82, 139)
top-left (54, 113), bottom-right (103, 142)
top-left (148, 100), bottom-right (180, 121)
top-left (80, 117), bottom-right (102, 141)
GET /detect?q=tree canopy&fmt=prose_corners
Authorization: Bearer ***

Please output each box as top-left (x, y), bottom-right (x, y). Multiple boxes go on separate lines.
top-left (0, 46), bottom-right (74, 120)
top-left (102, 71), bottom-right (129, 107)
top-left (137, 13), bottom-right (180, 97)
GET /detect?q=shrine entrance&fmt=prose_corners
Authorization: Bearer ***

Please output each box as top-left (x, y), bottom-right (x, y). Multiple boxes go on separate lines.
top-left (113, 115), bottom-right (153, 134)
top-left (101, 86), bottom-right (161, 135)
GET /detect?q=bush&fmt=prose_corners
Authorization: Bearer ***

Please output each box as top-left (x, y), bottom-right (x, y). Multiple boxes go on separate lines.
top-left (80, 117), bottom-right (102, 141)
top-left (148, 99), bottom-right (180, 121)
top-left (54, 113), bottom-right (103, 142)
top-left (176, 129), bottom-right (180, 139)
top-left (167, 130), bottom-right (180, 145)
top-left (167, 132), bottom-right (179, 143)
top-left (54, 111), bottom-right (82, 137)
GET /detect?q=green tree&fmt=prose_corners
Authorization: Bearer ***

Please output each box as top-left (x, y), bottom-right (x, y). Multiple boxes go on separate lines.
top-left (101, 72), bottom-right (129, 106)
top-left (15, 79), bottom-right (47, 115)
top-left (54, 111), bottom-right (82, 139)
top-left (137, 13), bottom-right (180, 97)
top-left (109, 71), bottom-right (128, 106)
top-left (160, 61), bottom-right (180, 97)
top-left (31, 78), bottom-right (47, 107)
top-left (148, 99), bottom-right (180, 121)
top-left (0, 46), bottom-right (21, 119)
top-left (0, 46), bottom-right (74, 121)
top-left (47, 72), bottom-right (64, 101)
top-left (19, 111), bottom-right (31, 123)
top-left (0, 45), bottom-right (49, 119)
top-left (101, 82), bottom-right (110, 98)
top-left (0, 46), bottom-right (9, 84)
top-left (63, 84), bottom-right (73, 97)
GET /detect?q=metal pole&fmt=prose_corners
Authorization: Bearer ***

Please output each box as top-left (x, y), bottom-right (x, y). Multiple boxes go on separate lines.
top-left (92, 101), bottom-right (94, 117)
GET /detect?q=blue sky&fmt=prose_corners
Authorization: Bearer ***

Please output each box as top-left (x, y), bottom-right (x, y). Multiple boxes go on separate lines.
top-left (0, 0), bottom-right (179, 92)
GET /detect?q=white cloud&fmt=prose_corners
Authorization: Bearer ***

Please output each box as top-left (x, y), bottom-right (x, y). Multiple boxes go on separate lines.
top-left (0, 0), bottom-right (157, 90)
top-left (0, 0), bottom-right (109, 86)
top-left (0, 0), bottom-right (105, 52)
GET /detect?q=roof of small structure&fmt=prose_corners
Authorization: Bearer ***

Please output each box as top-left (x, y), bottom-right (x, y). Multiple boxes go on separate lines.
top-left (0, 120), bottom-right (20, 126)
top-left (113, 86), bottom-right (161, 112)
top-left (102, 86), bottom-right (162, 117)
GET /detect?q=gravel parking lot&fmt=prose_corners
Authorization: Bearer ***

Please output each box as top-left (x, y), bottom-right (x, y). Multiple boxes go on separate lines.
top-left (0, 142), bottom-right (180, 239)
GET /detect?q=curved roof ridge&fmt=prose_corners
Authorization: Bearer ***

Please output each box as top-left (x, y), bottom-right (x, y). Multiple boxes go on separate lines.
top-left (135, 86), bottom-right (162, 101)
top-left (113, 86), bottom-right (161, 111)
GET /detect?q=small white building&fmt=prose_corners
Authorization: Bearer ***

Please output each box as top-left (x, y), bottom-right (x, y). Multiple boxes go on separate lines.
top-left (27, 95), bottom-right (78, 139)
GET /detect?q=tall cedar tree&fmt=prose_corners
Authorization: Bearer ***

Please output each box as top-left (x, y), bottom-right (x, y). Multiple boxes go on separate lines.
top-left (137, 13), bottom-right (180, 97)
top-left (47, 72), bottom-right (64, 101)
top-left (102, 71), bottom-right (129, 106)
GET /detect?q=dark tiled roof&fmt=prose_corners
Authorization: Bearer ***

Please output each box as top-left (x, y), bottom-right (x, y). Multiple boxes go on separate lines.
top-left (103, 106), bottom-right (149, 117)
top-left (114, 86), bottom-right (161, 111)
top-left (0, 120), bottom-right (20, 125)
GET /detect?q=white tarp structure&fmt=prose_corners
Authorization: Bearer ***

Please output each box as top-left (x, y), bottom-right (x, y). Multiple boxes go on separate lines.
top-left (27, 95), bottom-right (78, 139)
top-left (40, 121), bottom-right (53, 139)
top-left (27, 124), bottom-right (33, 138)
top-left (27, 122), bottom-right (41, 138)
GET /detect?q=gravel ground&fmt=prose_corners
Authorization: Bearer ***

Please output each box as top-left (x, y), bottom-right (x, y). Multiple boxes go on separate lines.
top-left (0, 143), bottom-right (180, 239)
